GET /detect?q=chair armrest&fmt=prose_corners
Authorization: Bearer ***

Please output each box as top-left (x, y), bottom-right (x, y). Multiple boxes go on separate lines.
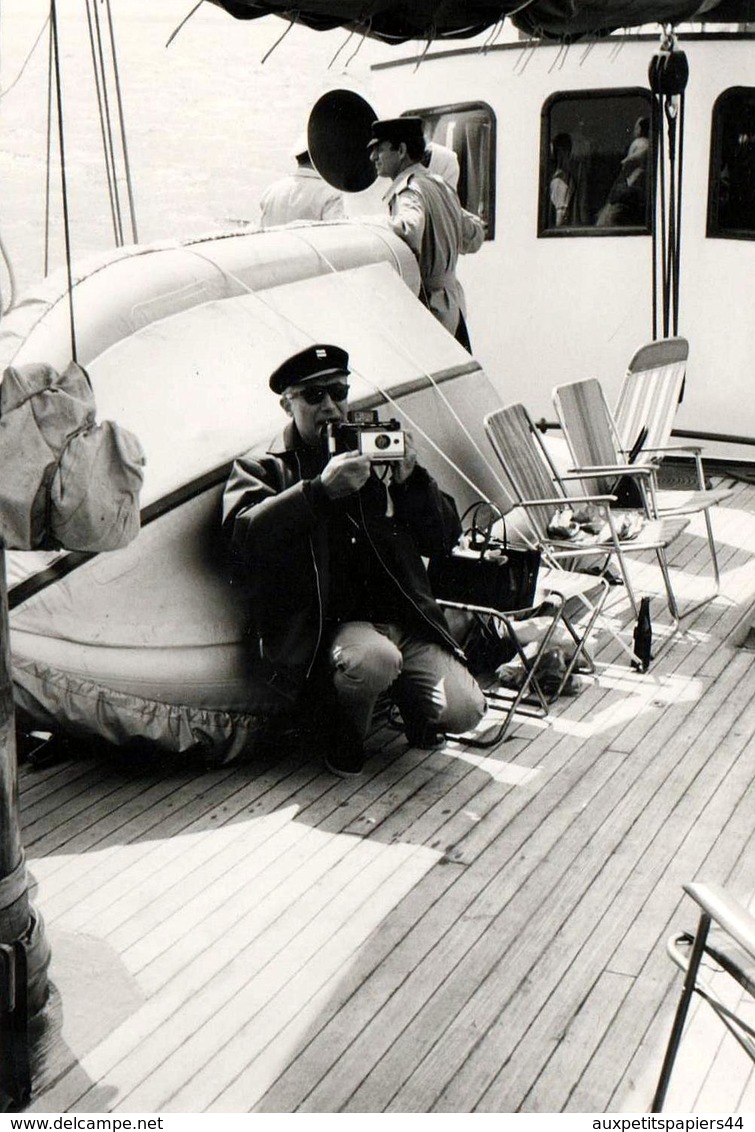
top-left (640, 444), bottom-right (703, 456)
top-left (563, 464), bottom-right (655, 478)
top-left (685, 882), bottom-right (755, 962)
top-left (520, 493), bottom-right (617, 508)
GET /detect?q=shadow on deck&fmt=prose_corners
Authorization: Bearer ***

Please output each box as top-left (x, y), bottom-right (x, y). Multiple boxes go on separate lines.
top-left (18, 479), bottom-right (755, 1113)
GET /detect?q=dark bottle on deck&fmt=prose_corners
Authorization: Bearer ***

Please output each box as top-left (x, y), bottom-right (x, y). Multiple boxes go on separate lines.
top-left (631, 595), bottom-right (653, 672)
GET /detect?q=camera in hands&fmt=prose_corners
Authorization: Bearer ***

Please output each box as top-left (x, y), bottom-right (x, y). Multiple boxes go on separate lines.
top-left (325, 410), bottom-right (406, 463)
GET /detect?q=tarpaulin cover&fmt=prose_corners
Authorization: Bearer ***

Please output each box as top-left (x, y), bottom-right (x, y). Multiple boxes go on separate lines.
top-left (0, 361), bottom-right (144, 553)
top-left (210, 0), bottom-right (755, 42)
top-left (8, 254), bottom-right (505, 759)
top-left (12, 656), bottom-right (270, 764)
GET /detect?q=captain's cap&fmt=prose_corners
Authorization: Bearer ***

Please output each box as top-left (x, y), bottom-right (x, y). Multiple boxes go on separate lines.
top-left (269, 344), bottom-right (350, 394)
top-left (367, 116), bottom-right (425, 152)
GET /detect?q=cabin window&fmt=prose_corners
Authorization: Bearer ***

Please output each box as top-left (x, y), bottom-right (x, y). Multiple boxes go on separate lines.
top-left (708, 87), bottom-right (755, 240)
top-left (539, 89), bottom-right (653, 236)
top-left (404, 102), bottom-right (496, 239)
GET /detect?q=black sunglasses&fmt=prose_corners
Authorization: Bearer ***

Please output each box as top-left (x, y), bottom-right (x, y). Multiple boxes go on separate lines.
top-left (293, 383), bottom-right (350, 405)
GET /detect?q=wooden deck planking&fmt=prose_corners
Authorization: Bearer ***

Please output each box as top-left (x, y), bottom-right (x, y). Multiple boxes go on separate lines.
top-left (103, 747), bottom-right (520, 1109)
top-left (34, 740), bottom-right (502, 1110)
top-left (304, 741), bottom-right (651, 1111)
top-left (18, 477), bottom-right (755, 1113)
top-left (384, 675), bottom-right (753, 1113)
top-left (475, 717), bottom-right (755, 1113)
top-left (578, 802), bottom-right (755, 1112)
top-left (514, 969), bottom-right (634, 1113)
top-left (254, 738), bottom-right (628, 1111)
top-left (146, 773), bottom-right (499, 1113)
top-left (26, 763), bottom-right (238, 865)
top-left (35, 759), bottom-right (327, 925)
top-left (272, 652), bottom-right (751, 1109)
top-left (19, 757), bottom-right (97, 811)
top-left (254, 726), bottom-right (635, 1110)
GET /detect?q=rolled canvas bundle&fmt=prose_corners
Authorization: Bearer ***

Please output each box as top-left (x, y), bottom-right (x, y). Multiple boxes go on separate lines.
top-left (0, 361), bottom-right (144, 553)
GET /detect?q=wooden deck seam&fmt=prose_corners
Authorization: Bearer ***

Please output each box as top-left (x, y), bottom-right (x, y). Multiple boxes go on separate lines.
top-left (361, 666), bottom-right (755, 1111)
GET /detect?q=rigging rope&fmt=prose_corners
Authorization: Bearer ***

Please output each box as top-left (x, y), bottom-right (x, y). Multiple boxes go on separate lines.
top-left (261, 12), bottom-right (300, 65)
top-left (0, 7), bottom-right (52, 310)
top-left (649, 32), bottom-right (688, 345)
top-left (0, 228), bottom-right (17, 315)
top-left (0, 11), bottom-right (50, 100)
top-left (44, 15), bottom-right (54, 278)
top-left (105, 0), bottom-right (139, 244)
top-left (43, 0), bottom-right (138, 295)
top-left (49, 0), bottom-right (77, 362)
top-left (178, 229), bottom-right (642, 648)
top-left (85, 0), bottom-right (122, 245)
top-left (166, 0), bottom-right (205, 49)
top-left (179, 236), bottom-right (515, 519)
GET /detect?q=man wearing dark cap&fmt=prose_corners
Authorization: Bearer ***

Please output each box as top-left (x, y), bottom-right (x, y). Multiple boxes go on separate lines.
top-left (222, 343), bottom-right (485, 776)
top-left (368, 117), bottom-right (484, 350)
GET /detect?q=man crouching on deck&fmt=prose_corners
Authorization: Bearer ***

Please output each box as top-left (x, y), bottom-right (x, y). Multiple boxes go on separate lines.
top-left (222, 343), bottom-right (485, 777)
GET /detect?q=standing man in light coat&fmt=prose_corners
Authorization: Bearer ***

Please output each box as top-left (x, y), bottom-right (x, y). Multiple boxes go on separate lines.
top-left (259, 137), bottom-right (345, 228)
top-left (368, 117), bottom-right (484, 350)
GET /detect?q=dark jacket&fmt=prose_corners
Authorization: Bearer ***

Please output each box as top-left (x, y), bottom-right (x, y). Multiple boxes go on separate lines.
top-left (222, 421), bottom-right (463, 700)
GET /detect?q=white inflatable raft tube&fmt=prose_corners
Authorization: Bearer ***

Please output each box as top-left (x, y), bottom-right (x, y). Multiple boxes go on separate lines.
top-left (4, 226), bottom-right (507, 762)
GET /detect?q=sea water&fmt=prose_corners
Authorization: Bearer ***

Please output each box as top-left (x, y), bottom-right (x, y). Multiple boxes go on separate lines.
top-left (0, 0), bottom-right (392, 299)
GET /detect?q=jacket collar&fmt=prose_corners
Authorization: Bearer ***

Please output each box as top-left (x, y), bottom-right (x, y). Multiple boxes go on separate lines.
top-left (267, 420), bottom-right (303, 456)
top-left (382, 161), bottom-right (426, 202)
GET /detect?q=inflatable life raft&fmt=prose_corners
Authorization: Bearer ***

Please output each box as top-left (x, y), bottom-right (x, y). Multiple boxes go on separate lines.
top-left (2, 221), bottom-right (507, 762)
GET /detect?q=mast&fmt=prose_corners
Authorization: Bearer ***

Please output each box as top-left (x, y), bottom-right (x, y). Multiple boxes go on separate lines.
top-left (0, 543), bottom-right (49, 1110)
top-left (0, 549), bottom-right (23, 885)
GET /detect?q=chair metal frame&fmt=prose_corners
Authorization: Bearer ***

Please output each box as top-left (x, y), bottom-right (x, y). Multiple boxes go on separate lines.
top-left (439, 567), bottom-right (609, 746)
top-left (483, 403), bottom-right (690, 654)
top-left (652, 882), bottom-right (755, 1112)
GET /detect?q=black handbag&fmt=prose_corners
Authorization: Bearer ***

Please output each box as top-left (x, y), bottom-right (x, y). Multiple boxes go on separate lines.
top-left (428, 501), bottom-right (541, 613)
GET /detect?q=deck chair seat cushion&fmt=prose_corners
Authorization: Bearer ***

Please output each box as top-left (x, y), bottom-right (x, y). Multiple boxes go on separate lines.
top-left (655, 486), bottom-right (734, 514)
top-left (633, 515), bottom-right (690, 545)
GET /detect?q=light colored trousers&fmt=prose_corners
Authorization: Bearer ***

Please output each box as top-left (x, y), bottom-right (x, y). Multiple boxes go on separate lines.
top-left (329, 620), bottom-right (486, 740)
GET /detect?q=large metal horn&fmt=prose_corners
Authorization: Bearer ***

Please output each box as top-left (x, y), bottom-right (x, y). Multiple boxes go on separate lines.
top-left (308, 89), bottom-right (378, 193)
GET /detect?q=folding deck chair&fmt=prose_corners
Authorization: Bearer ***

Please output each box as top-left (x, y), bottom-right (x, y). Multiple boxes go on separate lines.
top-left (613, 336), bottom-right (730, 516)
top-left (437, 564), bottom-right (609, 746)
top-left (483, 402), bottom-right (690, 644)
top-left (553, 374), bottom-right (732, 619)
top-left (614, 336), bottom-right (689, 459)
top-left (652, 883), bottom-right (755, 1112)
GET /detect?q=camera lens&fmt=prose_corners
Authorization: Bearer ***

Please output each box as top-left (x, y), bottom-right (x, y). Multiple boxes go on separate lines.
top-left (374, 433), bottom-right (391, 450)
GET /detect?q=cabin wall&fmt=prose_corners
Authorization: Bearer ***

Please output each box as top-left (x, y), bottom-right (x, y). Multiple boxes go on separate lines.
top-left (366, 36), bottom-right (755, 452)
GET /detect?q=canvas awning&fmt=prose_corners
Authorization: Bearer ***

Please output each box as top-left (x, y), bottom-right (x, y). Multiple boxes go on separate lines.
top-left (209, 0), bottom-right (755, 43)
